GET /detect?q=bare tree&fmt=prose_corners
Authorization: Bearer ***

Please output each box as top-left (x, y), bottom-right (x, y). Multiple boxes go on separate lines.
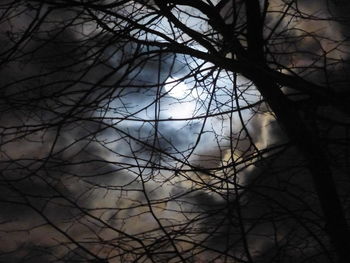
top-left (1, 0), bottom-right (350, 262)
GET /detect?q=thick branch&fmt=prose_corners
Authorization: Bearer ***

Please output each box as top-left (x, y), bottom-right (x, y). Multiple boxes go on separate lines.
top-left (245, 0), bottom-right (264, 60)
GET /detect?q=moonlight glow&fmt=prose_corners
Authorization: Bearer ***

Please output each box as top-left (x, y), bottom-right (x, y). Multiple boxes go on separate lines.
top-left (164, 77), bottom-right (189, 98)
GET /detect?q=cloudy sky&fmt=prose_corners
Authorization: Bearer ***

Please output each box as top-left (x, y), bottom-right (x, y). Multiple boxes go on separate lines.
top-left (0, 1), bottom-right (349, 262)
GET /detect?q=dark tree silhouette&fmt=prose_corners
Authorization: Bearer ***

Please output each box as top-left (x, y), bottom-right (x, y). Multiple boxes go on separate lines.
top-left (1, 0), bottom-right (350, 262)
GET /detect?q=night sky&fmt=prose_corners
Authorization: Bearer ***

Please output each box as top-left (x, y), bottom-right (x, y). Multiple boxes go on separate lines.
top-left (0, 1), bottom-right (350, 262)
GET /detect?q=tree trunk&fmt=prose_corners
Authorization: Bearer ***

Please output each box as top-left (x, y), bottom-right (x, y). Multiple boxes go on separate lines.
top-left (251, 71), bottom-right (350, 263)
